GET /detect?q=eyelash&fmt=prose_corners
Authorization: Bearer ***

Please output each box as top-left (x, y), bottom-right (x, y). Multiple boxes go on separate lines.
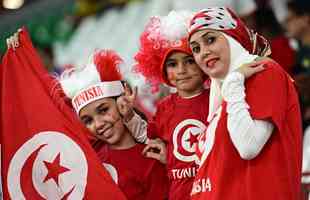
top-left (98, 107), bottom-right (108, 114)
top-left (166, 62), bottom-right (177, 68)
top-left (192, 46), bottom-right (200, 54)
top-left (83, 118), bottom-right (92, 126)
top-left (81, 106), bottom-right (108, 125)
top-left (166, 58), bottom-right (195, 68)
top-left (191, 35), bottom-right (216, 54)
top-left (185, 58), bottom-right (195, 64)
top-left (205, 36), bottom-right (216, 45)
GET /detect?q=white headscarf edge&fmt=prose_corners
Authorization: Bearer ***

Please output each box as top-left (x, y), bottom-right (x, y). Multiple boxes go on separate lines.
top-left (207, 33), bottom-right (257, 122)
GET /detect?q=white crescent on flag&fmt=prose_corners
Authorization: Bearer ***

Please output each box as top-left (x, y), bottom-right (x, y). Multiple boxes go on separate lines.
top-left (7, 131), bottom-right (88, 200)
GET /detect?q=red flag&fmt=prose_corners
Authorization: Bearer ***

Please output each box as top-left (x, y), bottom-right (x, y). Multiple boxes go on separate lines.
top-left (0, 28), bottom-right (126, 200)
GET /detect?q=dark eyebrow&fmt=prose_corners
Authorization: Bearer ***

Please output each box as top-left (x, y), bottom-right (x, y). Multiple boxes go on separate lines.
top-left (165, 58), bottom-right (176, 63)
top-left (190, 40), bottom-right (198, 46)
top-left (165, 58), bottom-right (179, 66)
top-left (166, 54), bottom-right (193, 63)
top-left (80, 101), bottom-right (109, 120)
top-left (184, 55), bottom-right (194, 59)
top-left (190, 31), bottom-right (216, 46)
top-left (96, 102), bottom-right (108, 111)
top-left (202, 31), bottom-right (216, 37)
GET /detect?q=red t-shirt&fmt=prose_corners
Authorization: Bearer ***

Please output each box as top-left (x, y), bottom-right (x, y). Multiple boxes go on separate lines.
top-left (97, 144), bottom-right (168, 200)
top-left (191, 61), bottom-right (302, 200)
top-left (148, 89), bottom-right (210, 200)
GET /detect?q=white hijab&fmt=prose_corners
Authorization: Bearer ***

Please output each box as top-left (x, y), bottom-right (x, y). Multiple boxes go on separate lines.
top-left (207, 33), bottom-right (258, 122)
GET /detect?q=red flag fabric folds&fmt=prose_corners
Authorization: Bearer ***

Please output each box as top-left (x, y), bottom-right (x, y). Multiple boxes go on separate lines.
top-left (0, 28), bottom-right (126, 200)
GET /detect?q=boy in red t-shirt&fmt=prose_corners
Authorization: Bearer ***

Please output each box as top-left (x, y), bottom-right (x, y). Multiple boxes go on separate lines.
top-left (125, 11), bottom-right (210, 200)
top-left (58, 49), bottom-right (168, 200)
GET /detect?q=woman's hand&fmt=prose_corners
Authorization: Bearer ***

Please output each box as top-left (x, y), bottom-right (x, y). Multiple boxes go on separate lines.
top-left (6, 29), bottom-right (22, 50)
top-left (117, 82), bottom-right (137, 122)
top-left (142, 138), bottom-right (167, 164)
top-left (237, 61), bottom-right (265, 79)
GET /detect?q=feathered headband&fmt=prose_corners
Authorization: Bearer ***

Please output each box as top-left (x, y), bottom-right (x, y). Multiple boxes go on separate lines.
top-left (59, 49), bottom-right (125, 114)
top-left (134, 10), bottom-right (194, 89)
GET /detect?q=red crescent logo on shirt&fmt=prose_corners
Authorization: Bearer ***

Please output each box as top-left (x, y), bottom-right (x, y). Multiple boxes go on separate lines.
top-left (7, 131), bottom-right (88, 199)
top-left (172, 119), bottom-right (207, 164)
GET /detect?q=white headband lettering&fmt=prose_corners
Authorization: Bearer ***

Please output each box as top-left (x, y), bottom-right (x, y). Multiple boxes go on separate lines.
top-left (72, 81), bottom-right (124, 114)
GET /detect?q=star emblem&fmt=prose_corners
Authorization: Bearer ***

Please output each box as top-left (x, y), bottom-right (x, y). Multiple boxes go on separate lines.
top-left (43, 153), bottom-right (70, 186)
top-left (186, 131), bottom-right (199, 148)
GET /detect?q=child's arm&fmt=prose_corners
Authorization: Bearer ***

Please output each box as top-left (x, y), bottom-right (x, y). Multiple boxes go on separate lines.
top-left (117, 84), bottom-right (148, 143)
top-left (124, 112), bottom-right (148, 143)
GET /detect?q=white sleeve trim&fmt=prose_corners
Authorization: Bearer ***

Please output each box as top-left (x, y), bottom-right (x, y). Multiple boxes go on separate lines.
top-left (222, 72), bottom-right (274, 160)
top-left (124, 112), bottom-right (148, 143)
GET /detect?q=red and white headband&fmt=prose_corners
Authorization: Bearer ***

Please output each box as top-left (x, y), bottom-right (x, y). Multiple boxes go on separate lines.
top-left (188, 7), bottom-right (237, 37)
top-left (188, 7), bottom-right (271, 56)
top-left (72, 81), bottom-right (124, 113)
top-left (59, 49), bottom-right (124, 114)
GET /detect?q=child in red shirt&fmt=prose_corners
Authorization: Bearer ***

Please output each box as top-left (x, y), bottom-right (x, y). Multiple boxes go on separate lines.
top-left (132, 11), bottom-right (210, 200)
top-left (59, 49), bottom-right (168, 200)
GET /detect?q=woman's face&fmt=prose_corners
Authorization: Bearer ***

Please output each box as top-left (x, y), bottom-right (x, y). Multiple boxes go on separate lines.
top-left (189, 29), bottom-right (230, 79)
top-left (79, 97), bottom-right (125, 146)
top-left (165, 51), bottom-right (205, 97)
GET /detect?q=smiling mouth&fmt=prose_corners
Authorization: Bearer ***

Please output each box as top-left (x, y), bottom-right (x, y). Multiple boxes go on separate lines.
top-left (177, 77), bottom-right (191, 82)
top-left (97, 126), bottom-right (112, 136)
top-left (206, 58), bottom-right (218, 68)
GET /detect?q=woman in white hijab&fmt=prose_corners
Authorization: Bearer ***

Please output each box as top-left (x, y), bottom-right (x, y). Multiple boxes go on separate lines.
top-left (188, 7), bottom-right (302, 200)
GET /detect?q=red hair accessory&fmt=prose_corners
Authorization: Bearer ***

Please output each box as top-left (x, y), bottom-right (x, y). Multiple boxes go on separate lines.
top-left (134, 11), bottom-right (193, 89)
top-left (94, 49), bottom-right (123, 81)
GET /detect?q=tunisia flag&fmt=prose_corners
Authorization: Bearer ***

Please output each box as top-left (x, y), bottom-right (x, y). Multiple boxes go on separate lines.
top-left (0, 28), bottom-right (126, 199)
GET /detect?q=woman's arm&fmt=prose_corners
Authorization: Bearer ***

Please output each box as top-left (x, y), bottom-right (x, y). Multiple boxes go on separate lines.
top-left (222, 71), bottom-right (274, 160)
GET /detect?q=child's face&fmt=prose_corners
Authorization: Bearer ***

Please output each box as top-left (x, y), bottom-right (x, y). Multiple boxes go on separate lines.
top-left (285, 9), bottom-right (309, 39)
top-left (79, 97), bottom-right (125, 146)
top-left (190, 29), bottom-right (230, 79)
top-left (165, 52), bottom-right (205, 96)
